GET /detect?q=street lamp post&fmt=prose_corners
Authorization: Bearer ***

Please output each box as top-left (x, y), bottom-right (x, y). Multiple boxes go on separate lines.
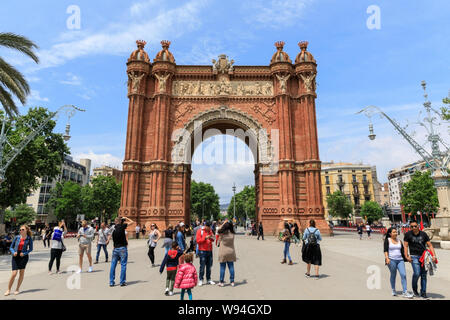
top-left (357, 81), bottom-right (450, 241)
top-left (232, 182), bottom-right (236, 223)
top-left (0, 105), bottom-right (85, 184)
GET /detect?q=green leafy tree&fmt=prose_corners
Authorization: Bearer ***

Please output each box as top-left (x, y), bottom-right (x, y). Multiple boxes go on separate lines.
top-left (46, 181), bottom-right (83, 223)
top-left (89, 175), bottom-right (122, 223)
top-left (5, 204), bottom-right (36, 226)
top-left (0, 108), bottom-right (69, 223)
top-left (227, 185), bottom-right (256, 221)
top-left (326, 191), bottom-right (353, 219)
top-left (0, 33), bottom-right (39, 116)
top-left (191, 180), bottom-right (220, 221)
top-left (400, 171), bottom-right (439, 218)
top-left (441, 97), bottom-right (450, 121)
top-left (360, 201), bottom-right (383, 224)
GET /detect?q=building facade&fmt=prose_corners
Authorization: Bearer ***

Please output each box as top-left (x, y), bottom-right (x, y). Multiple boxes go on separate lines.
top-left (388, 161), bottom-right (428, 208)
top-left (120, 40), bottom-right (331, 235)
top-left (92, 165), bottom-right (123, 183)
top-left (321, 162), bottom-right (377, 221)
top-left (26, 156), bottom-right (91, 224)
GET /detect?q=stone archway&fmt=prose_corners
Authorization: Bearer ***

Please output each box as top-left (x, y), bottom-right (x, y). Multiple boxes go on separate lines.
top-left (119, 40), bottom-right (331, 236)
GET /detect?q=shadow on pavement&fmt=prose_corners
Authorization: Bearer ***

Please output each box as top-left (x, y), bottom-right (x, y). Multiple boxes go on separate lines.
top-left (428, 292), bottom-right (445, 299)
top-left (126, 280), bottom-right (148, 286)
top-left (230, 279), bottom-right (247, 287)
top-left (20, 288), bottom-right (47, 294)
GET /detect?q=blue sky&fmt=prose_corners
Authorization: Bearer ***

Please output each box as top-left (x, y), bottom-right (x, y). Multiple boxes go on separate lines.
top-left (1, 0), bottom-right (449, 204)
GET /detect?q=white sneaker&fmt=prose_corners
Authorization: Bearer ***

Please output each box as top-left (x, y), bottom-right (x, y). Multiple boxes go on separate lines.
top-left (76, 269), bottom-right (82, 274)
top-left (88, 266), bottom-right (93, 273)
top-left (402, 291), bottom-right (414, 299)
top-left (208, 280), bottom-right (216, 285)
top-left (198, 280), bottom-right (203, 287)
top-left (168, 291), bottom-right (174, 296)
top-left (392, 290), bottom-right (397, 296)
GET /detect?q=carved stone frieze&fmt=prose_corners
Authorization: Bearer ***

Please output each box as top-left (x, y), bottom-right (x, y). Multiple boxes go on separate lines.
top-left (172, 80), bottom-right (273, 97)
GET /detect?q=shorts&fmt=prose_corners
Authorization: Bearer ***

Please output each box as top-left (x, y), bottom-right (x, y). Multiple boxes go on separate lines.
top-left (79, 243), bottom-right (92, 255)
top-left (12, 253), bottom-right (29, 271)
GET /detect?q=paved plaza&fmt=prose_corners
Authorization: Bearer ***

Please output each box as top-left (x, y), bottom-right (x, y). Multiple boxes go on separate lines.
top-left (1, 230), bottom-right (449, 300)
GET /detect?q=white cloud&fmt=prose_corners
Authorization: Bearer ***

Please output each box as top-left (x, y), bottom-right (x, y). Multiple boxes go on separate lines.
top-left (243, 0), bottom-right (313, 28)
top-left (60, 72), bottom-right (82, 86)
top-left (73, 151), bottom-right (123, 173)
top-left (28, 89), bottom-right (49, 103)
top-left (24, 0), bottom-right (208, 71)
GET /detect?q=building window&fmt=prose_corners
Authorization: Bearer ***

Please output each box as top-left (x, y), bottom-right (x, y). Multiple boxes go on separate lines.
top-left (354, 185), bottom-right (359, 194)
top-left (339, 185), bottom-right (343, 192)
top-left (338, 170), bottom-right (342, 173)
top-left (326, 186), bottom-right (331, 195)
top-left (352, 175), bottom-right (357, 182)
top-left (363, 174), bottom-right (367, 182)
top-left (325, 176), bottom-right (330, 184)
top-left (364, 186), bottom-right (369, 194)
top-left (338, 175), bottom-right (343, 183)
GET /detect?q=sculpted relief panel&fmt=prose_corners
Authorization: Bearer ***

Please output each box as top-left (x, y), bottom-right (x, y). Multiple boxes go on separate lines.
top-left (172, 80), bottom-right (273, 97)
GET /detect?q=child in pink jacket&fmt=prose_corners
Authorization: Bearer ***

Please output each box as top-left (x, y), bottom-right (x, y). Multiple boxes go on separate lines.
top-left (174, 253), bottom-right (198, 300)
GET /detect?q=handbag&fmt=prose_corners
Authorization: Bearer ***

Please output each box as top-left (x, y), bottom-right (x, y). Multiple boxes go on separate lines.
top-left (61, 238), bottom-right (66, 252)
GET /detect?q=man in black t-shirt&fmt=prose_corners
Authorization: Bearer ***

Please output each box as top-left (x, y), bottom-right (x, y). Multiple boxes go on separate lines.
top-left (403, 221), bottom-right (437, 299)
top-left (108, 216), bottom-right (134, 287)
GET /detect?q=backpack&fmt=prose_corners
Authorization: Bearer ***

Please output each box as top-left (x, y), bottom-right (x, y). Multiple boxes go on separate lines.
top-left (307, 228), bottom-right (318, 245)
top-left (52, 228), bottom-right (63, 241)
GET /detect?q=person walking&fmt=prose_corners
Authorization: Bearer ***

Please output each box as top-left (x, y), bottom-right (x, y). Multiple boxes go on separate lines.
top-left (147, 223), bottom-right (161, 267)
top-left (141, 225), bottom-right (146, 237)
top-left (44, 225), bottom-right (52, 248)
top-left (302, 219), bottom-right (322, 279)
top-left (366, 223), bottom-right (372, 239)
top-left (48, 220), bottom-right (67, 274)
top-left (77, 220), bottom-right (95, 273)
top-left (403, 220), bottom-right (437, 299)
top-left (162, 224), bottom-right (174, 255)
top-left (160, 242), bottom-right (184, 296)
top-left (257, 222), bottom-right (264, 240)
top-left (135, 224), bottom-right (141, 239)
top-left (292, 223), bottom-right (301, 246)
top-left (176, 223), bottom-right (186, 253)
top-left (357, 223), bottom-right (364, 240)
top-left (4, 225), bottom-right (33, 296)
top-left (41, 227), bottom-right (48, 248)
top-left (196, 221), bottom-right (215, 286)
top-left (217, 222), bottom-right (236, 287)
top-left (175, 253), bottom-right (198, 300)
top-left (384, 227), bottom-right (413, 298)
top-left (281, 222), bottom-right (293, 265)
top-left (109, 216), bottom-right (135, 287)
top-left (193, 221), bottom-right (202, 257)
top-left (95, 223), bottom-right (111, 264)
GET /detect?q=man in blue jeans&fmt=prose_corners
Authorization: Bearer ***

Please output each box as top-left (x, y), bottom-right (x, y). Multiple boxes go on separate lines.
top-left (196, 221), bottom-right (215, 286)
top-left (403, 221), bottom-right (437, 299)
top-left (108, 216), bottom-right (135, 287)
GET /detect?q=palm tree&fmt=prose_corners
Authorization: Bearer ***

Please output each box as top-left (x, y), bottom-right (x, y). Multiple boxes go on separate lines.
top-left (0, 32), bottom-right (39, 117)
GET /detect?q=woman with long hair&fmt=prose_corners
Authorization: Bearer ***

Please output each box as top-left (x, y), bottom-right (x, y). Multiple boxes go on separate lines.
top-left (281, 222), bottom-right (293, 265)
top-left (217, 222), bottom-right (237, 287)
top-left (4, 225), bottom-right (33, 296)
top-left (302, 220), bottom-right (322, 279)
top-left (147, 223), bottom-right (162, 267)
top-left (384, 227), bottom-right (413, 298)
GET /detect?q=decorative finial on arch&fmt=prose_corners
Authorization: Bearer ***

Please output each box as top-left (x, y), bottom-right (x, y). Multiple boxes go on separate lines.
top-left (275, 41), bottom-right (285, 50)
top-left (161, 40), bottom-right (171, 49)
top-left (136, 40), bottom-right (147, 49)
top-left (298, 41), bottom-right (308, 51)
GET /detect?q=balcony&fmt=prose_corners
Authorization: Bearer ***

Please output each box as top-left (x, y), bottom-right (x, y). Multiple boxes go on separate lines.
top-left (352, 180), bottom-right (359, 186)
top-left (337, 180), bottom-right (345, 187)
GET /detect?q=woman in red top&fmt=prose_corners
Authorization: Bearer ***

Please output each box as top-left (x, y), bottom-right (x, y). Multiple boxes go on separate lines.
top-left (5, 225), bottom-right (33, 296)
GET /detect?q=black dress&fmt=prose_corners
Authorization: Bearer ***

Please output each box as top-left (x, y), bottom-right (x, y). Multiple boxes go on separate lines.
top-left (301, 228), bottom-right (322, 266)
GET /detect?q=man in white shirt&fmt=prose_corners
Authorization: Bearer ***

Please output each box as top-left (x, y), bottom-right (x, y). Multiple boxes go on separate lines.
top-left (135, 224), bottom-right (141, 239)
top-left (95, 223), bottom-right (111, 264)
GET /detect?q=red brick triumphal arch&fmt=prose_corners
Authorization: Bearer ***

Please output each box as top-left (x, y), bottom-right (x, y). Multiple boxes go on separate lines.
top-left (119, 40), bottom-right (331, 235)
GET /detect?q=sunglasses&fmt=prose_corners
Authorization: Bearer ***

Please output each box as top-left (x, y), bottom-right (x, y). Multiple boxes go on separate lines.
top-left (411, 225), bottom-right (418, 228)
top-left (20, 229), bottom-right (25, 231)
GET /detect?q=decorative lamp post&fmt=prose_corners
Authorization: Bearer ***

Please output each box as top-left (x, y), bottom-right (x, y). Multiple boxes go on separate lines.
top-left (357, 81), bottom-right (450, 242)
